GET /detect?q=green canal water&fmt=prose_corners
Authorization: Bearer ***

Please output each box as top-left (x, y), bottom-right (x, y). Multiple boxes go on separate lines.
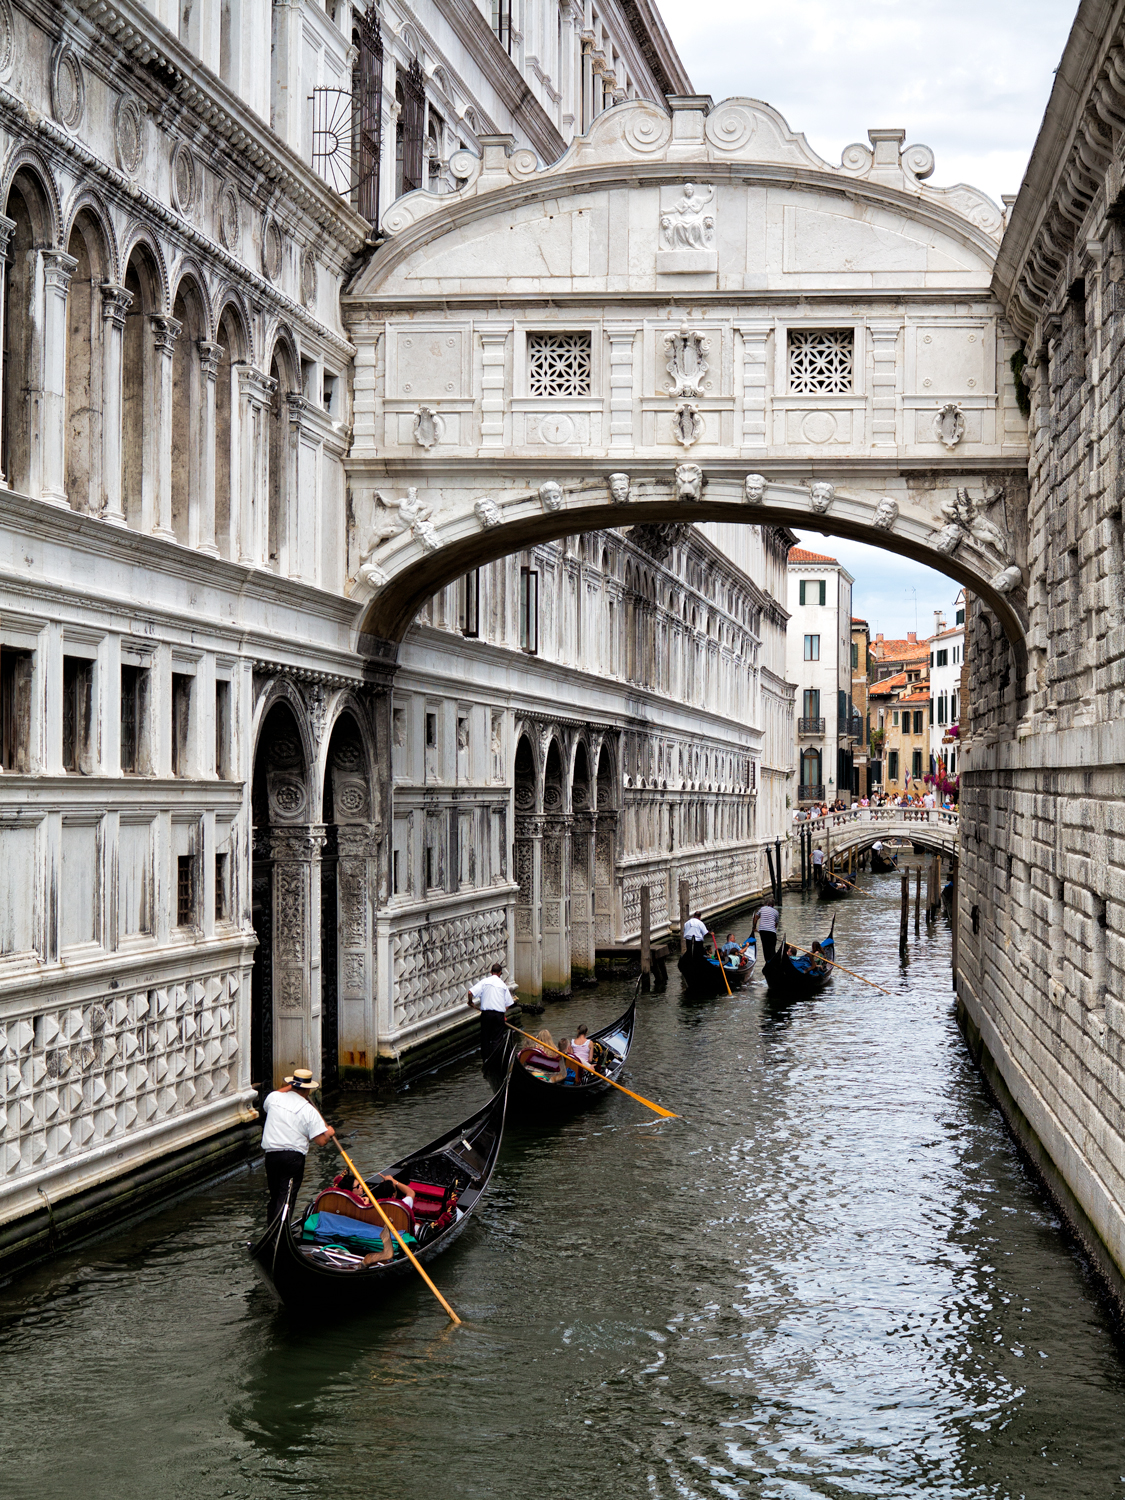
top-left (3, 875), bottom-right (1125, 1499)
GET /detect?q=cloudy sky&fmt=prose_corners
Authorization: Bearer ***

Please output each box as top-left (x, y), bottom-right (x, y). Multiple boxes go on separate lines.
top-left (656, 0), bottom-right (1076, 637)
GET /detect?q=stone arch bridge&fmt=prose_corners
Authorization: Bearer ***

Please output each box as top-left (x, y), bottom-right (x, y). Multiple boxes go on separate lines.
top-left (802, 806), bottom-right (959, 861)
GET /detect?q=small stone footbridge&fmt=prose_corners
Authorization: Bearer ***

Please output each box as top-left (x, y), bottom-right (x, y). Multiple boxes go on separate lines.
top-left (800, 807), bottom-right (959, 861)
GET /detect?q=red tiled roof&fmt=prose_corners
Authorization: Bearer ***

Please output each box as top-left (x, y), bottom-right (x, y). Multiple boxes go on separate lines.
top-left (898, 689), bottom-right (931, 703)
top-left (788, 547), bottom-right (838, 564)
top-left (871, 637), bottom-right (931, 659)
top-left (869, 671), bottom-right (908, 695)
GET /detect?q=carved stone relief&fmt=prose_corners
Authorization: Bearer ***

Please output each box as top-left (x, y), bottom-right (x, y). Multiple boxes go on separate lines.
top-left (52, 44), bottom-right (85, 131)
top-left (657, 183), bottom-right (717, 272)
top-left (872, 496), bottom-right (899, 530)
top-left (218, 182), bottom-right (241, 250)
top-left (300, 251), bottom-right (318, 310)
top-left (673, 403), bottom-right (704, 448)
top-left (933, 403), bottom-right (965, 449)
top-left (809, 481), bottom-right (835, 515)
top-left (538, 480), bottom-right (563, 512)
top-left (474, 496), bottom-right (504, 528)
top-left (607, 472), bottom-right (631, 504)
top-left (115, 95), bottom-right (143, 176)
top-left (744, 474), bottom-right (766, 502)
top-left (928, 486), bottom-right (1010, 566)
top-left (262, 217), bottom-right (283, 282)
top-left (413, 407), bottom-right (442, 449)
top-left (171, 143), bottom-right (198, 217)
top-left (675, 462), bottom-right (704, 501)
top-left (663, 321), bottom-right (711, 397)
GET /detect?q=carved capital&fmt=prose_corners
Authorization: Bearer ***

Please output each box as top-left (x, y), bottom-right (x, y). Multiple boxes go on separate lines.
top-left (0, 213), bottom-right (17, 259)
top-left (100, 282), bottom-right (133, 329)
top-left (42, 249), bottom-right (78, 293)
top-left (151, 314), bottom-right (182, 357)
top-left (287, 391), bottom-right (314, 425)
top-left (238, 364), bottom-right (277, 405)
top-left (198, 340), bottom-right (225, 381)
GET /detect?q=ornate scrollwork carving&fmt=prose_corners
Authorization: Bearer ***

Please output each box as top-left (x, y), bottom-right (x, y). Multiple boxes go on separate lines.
top-left (663, 321), bottom-right (711, 397)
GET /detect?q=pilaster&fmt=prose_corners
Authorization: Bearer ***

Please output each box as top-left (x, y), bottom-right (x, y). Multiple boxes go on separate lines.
top-left (99, 283), bottom-right (133, 525)
top-left (479, 327), bottom-right (510, 448)
top-left (869, 321), bottom-right (901, 448)
top-left (237, 365), bottom-right (275, 566)
top-left (40, 250), bottom-right (79, 507)
top-left (150, 315), bottom-right (181, 539)
top-left (605, 324), bottom-right (636, 449)
top-left (197, 340), bottom-right (224, 557)
top-left (269, 824), bottom-right (326, 1087)
top-left (737, 321), bottom-right (772, 451)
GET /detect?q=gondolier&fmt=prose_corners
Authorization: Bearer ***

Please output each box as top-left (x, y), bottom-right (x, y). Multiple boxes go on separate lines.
top-left (753, 901), bottom-right (779, 962)
top-left (467, 962), bottom-right (514, 1063)
top-left (683, 912), bottom-right (708, 956)
top-left (261, 1069), bottom-right (336, 1225)
top-left (812, 846), bottom-right (825, 884)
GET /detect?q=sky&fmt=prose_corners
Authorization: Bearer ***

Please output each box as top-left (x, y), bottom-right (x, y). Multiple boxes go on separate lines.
top-left (655, 0), bottom-right (1076, 640)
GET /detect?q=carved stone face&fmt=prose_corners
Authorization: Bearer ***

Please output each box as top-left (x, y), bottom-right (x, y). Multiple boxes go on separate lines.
top-left (538, 480), bottom-right (563, 513)
top-left (809, 481), bottom-right (835, 514)
top-left (474, 497), bottom-right (503, 529)
top-left (991, 564), bottom-right (1023, 594)
top-left (608, 472), bottom-right (631, 504)
top-left (872, 497), bottom-right (899, 531)
top-left (675, 463), bottom-right (703, 502)
top-left (744, 473), bottom-right (766, 503)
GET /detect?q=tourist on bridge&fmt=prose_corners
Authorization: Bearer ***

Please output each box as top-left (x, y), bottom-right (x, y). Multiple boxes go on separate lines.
top-left (466, 962), bottom-right (515, 1064)
top-left (683, 911), bottom-right (708, 956)
top-left (260, 1069), bottom-right (336, 1226)
top-left (753, 901), bottom-right (779, 962)
top-left (812, 845), bottom-right (825, 884)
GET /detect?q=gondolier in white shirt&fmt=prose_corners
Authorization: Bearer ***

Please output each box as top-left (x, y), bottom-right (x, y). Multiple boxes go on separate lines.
top-left (467, 961), bottom-right (515, 1064)
top-left (682, 911), bottom-right (708, 957)
top-left (753, 902), bottom-right (779, 963)
top-left (260, 1068), bottom-right (336, 1225)
top-left (812, 845), bottom-right (825, 884)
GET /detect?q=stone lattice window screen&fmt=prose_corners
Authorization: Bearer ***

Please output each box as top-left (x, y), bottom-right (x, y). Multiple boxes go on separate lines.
top-left (787, 329), bottom-right (854, 394)
top-left (527, 332), bottom-right (593, 397)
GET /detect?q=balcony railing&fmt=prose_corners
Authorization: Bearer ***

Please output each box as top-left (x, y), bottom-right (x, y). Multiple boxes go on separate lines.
top-left (798, 717), bottom-right (825, 734)
top-left (798, 784), bottom-right (825, 802)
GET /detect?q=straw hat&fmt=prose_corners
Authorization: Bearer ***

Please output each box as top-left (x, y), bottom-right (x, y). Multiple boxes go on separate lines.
top-left (284, 1068), bottom-right (320, 1090)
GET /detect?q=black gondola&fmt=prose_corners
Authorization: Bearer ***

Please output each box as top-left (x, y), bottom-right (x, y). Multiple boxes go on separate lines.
top-left (504, 995), bottom-right (637, 1121)
top-left (762, 919), bottom-right (836, 999)
top-left (818, 871), bottom-right (853, 900)
top-left (941, 878), bottom-right (954, 916)
top-left (870, 847), bottom-right (898, 873)
top-left (249, 1071), bottom-right (509, 1314)
top-left (677, 938), bottom-right (756, 996)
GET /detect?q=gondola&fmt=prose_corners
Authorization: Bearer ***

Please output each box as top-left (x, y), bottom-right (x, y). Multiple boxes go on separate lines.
top-left (504, 995), bottom-right (637, 1122)
top-left (941, 879), bottom-right (954, 916)
top-left (870, 847), bottom-right (898, 873)
top-left (249, 1070), bottom-right (510, 1315)
top-left (818, 870), bottom-right (854, 900)
top-left (762, 918), bottom-right (836, 999)
top-left (677, 937), bottom-right (756, 996)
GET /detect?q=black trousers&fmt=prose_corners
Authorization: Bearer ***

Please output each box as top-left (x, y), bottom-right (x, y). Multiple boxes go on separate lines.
top-left (758, 931), bottom-right (777, 963)
top-left (265, 1149), bottom-right (306, 1224)
top-left (480, 1009), bottom-right (507, 1064)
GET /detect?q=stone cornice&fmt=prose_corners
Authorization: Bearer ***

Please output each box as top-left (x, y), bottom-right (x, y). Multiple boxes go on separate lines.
top-left (427, 0), bottom-right (566, 163)
top-left (993, 0), bottom-right (1125, 337)
top-left (64, 0), bottom-right (370, 257)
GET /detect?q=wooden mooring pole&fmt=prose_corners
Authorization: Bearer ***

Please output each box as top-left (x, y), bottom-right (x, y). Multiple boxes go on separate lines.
top-left (900, 872), bottom-right (909, 952)
top-left (679, 878), bottom-right (690, 955)
top-left (640, 885), bottom-right (651, 993)
top-left (914, 865), bottom-right (922, 935)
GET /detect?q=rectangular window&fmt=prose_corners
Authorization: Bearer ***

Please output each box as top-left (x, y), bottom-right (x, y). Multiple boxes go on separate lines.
top-left (176, 855), bottom-right (195, 928)
top-left (121, 664), bottom-right (145, 773)
top-left (459, 569), bottom-right (480, 637)
top-left (950, 750), bottom-right (957, 774)
top-left (913, 710), bottom-right (924, 736)
top-left (803, 634), bottom-right (819, 661)
top-left (952, 691), bottom-right (959, 721)
top-left (892, 710), bottom-right (899, 727)
top-left (887, 750), bottom-right (899, 781)
top-left (936, 649), bottom-right (948, 667)
top-left (0, 646), bottom-right (32, 772)
top-left (520, 568), bottom-right (539, 653)
top-left (424, 844), bottom-right (434, 889)
top-left (214, 852), bottom-right (228, 921)
top-left (392, 849), bottom-right (400, 895)
top-left (171, 673), bottom-right (192, 777)
top-left (955, 608), bottom-right (965, 625)
top-left (527, 332), bottom-right (592, 397)
top-left (838, 689), bottom-right (847, 722)
top-left (788, 328), bottom-right (854, 394)
top-left (62, 656), bottom-right (93, 774)
top-left (802, 688), bottom-right (820, 718)
top-left (215, 679), bottom-right (231, 779)
top-left (937, 694), bottom-right (947, 726)
top-left (425, 711), bottom-right (438, 748)
top-left (912, 749), bottom-right (924, 779)
top-left (798, 579), bottom-right (826, 607)
top-left (851, 642), bottom-right (859, 670)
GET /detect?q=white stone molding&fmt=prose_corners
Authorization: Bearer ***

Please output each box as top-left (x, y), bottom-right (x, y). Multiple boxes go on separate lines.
top-left (736, 323), bottom-right (771, 451)
top-left (605, 325), bottom-right (636, 449)
top-left (196, 341), bottom-right (224, 558)
top-left (236, 365), bottom-right (276, 566)
top-left (869, 321), bottom-right (900, 448)
top-left (663, 320), bottom-right (710, 397)
top-left (479, 328), bottom-right (510, 447)
top-left (933, 402), bottom-right (966, 449)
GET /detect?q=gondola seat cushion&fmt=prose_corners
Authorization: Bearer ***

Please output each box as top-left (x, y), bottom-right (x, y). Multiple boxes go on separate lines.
top-left (312, 1188), bottom-right (414, 1233)
top-left (302, 1211), bottom-right (418, 1256)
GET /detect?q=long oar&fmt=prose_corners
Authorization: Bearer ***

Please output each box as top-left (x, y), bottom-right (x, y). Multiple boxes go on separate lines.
top-left (332, 1138), bottom-right (461, 1326)
top-left (788, 944), bottom-right (893, 995)
top-left (506, 1024), bottom-right (679, 1119)
top-left (708, 931), bottom-right (733, 996)
top-left (828, 873), bottom-right (870, 896)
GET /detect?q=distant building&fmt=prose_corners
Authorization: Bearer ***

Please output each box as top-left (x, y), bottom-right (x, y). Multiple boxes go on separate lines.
top-left (929, 593), bottom-right (966, 787)
top-left (851, 617), bottom-right (871, 797)
top-left (787, 549), bottom-right (855, 806)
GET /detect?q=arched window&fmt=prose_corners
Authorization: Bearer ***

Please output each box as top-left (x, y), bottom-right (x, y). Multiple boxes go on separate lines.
top-left (170, 278), bottom-right (206, 545)
top-left (800, 748), bottom-right (822, 791)
top-left (268, 343), bottom-right (297, 571)
top-left (64, 210), bottom-right (110, 514)
top-left (121, 248), bottom-right (160, 530)
top-left (214, 307), bottom-right (244, 559)
top-left (2, 169), bottom-right (54, 495)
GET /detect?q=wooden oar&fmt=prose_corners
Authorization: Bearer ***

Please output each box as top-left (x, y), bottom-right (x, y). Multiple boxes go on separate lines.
top-left (506, 1023), bottom-right (679, 1119)
top-left (788, 944), bottom-right (893, 995)
top-left (708, 931), bottom-right (733, 996)
top-left (332, 1138), bottom-right (462, 1326)
top-left (827, 873), bottom-right (870, 896)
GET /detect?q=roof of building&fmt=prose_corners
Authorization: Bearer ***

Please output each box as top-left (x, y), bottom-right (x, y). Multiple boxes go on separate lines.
top-left (851, 616), bottom-right (868, 625)
top-left (931, 625), bottom-right (965, 641)
top-left (788, 547), bottom-right (839, 564)
top-left (869, 671), bottom-right (909, 696)
top-left (898, 688), bottom-right (932, 703)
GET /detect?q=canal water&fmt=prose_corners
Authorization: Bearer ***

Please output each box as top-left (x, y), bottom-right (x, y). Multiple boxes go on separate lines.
top-left (4, 873), bottom-right (1125, 1500)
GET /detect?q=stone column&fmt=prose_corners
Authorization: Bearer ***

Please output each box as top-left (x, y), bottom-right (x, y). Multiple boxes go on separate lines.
top-left (570, 812), bottom-right (596, 982)
top-left (335, 822), bottom-right (378, 1080)
top-left (269, 825), bottom-right (325, 1087)
top-left (737, 321), bottom-right (771, 451)
top-left (287, 393), bottom-right (319, 584)
top-left (197, 340), bottom-right (224, 556)
top-left (99, 283), bottom-right (132, 525)
top-left (150, 314), bottom-right (181, 539)
top-left (605, 324), bottom-right (636, 450)
top-left (541, 813), bottom-right (572, 994)
top-left (237, 366), bottom-right (275, 566)
top-left (0, 214), bottom-right (15, 489)
top-left (594, 812), bottom-right (618, 945)
top-left (514, 813), bottom-right (543, 1000)
top-left (40, 250), bottom-right (79, 507)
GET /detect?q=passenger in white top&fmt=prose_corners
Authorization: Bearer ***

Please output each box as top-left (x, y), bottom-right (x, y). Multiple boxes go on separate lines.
top-left (467, 961), bottom-right (515, 1064)
top-left (260, 1068), bottom-right (335, 1225)
top-left (568, 1025), bottom-right (594, 1068)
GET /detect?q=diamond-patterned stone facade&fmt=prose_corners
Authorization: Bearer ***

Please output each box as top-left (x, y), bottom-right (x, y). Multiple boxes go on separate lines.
top-left (392, 909), bottom-right (509, 1028)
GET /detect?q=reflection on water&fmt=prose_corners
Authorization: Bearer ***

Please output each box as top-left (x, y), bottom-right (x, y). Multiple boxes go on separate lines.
top-left (3, 876), bottom-right (1125, 1499)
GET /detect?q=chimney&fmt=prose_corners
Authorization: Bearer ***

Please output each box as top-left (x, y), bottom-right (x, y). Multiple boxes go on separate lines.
top-left (876, 633), bottom-right (883, 642)
top-left (907, 631), bottom-right (916, 643)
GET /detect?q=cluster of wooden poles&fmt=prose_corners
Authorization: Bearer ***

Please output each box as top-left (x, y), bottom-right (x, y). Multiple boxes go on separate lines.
top-left (898, 853), bottom-right (950, 952)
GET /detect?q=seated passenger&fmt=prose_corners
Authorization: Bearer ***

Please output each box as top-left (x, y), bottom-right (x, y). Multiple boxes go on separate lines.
top-left (720, 933), bottom-right (741, 956)
top-left (808, 941), bottom-right (828, 973)
top-left (568, 1026), bottom-right (594, 1069)
top-left (518, 1028), bottom-right (566, 1077)
top-left (554, 1039), bottom-right (575, 1083)
top-left (361, 1228), bottom-right (394, 1266)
